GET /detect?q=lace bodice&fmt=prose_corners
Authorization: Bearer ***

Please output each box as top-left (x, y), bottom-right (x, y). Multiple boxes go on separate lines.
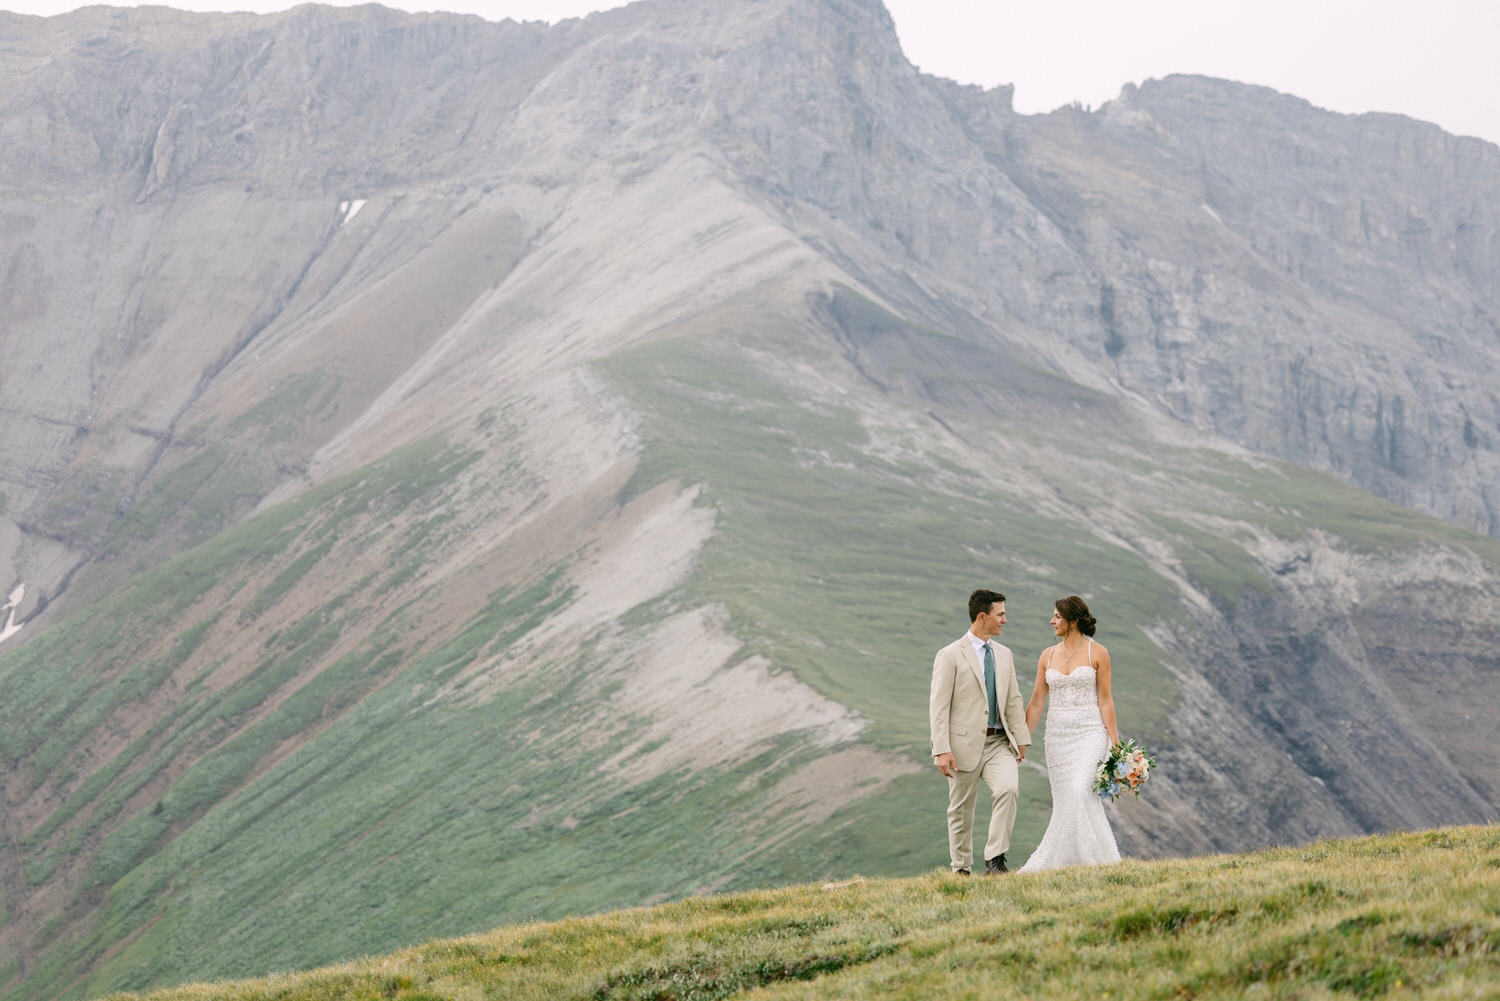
top-left (1044, 664), bottom-right (1101, 714)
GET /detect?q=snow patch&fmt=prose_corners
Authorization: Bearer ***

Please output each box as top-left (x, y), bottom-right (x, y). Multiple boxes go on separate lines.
top-left (1201, 203), bottom-right (1225, 226)
top-left (340, 198), bottom-right (367, 224)
top-left (0, 582), bottom-right (24, 645)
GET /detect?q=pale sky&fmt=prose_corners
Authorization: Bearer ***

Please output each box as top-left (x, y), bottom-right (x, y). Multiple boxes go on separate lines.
top-left (5, 0), bottom-right (1498, 148)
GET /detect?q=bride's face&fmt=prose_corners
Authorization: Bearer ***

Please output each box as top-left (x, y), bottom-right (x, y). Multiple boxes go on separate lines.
top-left (1049, 608), bottom-right (1068, 635)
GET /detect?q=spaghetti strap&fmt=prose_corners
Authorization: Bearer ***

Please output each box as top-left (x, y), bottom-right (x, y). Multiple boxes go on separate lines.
top-left (1087, 638), bottom-right (1094, 665)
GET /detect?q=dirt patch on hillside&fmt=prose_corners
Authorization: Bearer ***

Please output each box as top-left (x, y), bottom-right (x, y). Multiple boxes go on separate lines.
top-left (593, 605), bottom-right (918, 832)
top-left (444, 474), bottom-right (916, 824)
top-left (597, 606), bottom-right (867, 780)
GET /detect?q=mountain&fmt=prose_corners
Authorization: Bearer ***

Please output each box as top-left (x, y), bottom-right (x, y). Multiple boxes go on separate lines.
top-left (0, 0), bottom-right (1497, 997)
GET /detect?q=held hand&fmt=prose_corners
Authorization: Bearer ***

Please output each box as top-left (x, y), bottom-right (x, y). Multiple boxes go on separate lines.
top-left (1016, 744), bottom-right (1027, 761)
top-left (935, 753), bottom-right (956, 778)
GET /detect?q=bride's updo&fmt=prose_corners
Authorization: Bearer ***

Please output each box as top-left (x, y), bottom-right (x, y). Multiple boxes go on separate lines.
top-left (1055, 595), bottom-right (1097, 637)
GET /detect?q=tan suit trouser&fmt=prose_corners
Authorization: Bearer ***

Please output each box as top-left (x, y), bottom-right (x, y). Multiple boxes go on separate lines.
top-left (945, 733), bottom-right (1018, 871)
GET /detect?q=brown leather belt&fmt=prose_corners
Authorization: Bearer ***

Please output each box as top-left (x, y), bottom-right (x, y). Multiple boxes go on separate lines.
top-left (986, 727), bottom-right (1006, 737)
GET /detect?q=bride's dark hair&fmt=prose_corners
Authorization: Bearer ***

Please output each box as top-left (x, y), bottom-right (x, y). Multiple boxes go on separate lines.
top-left (1055, 595), bottom-right (1097, 637)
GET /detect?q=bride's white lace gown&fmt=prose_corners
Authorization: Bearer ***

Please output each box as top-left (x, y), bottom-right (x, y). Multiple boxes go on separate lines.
top-left (1020, 641), bottom-right (1121, 872)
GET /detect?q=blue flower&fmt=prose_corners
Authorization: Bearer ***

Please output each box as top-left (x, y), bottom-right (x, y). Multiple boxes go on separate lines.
top-left (1114, 761), bottom-right (1130, 778)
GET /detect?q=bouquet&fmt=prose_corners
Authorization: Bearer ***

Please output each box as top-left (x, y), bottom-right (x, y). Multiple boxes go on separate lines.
top-left (1094, 738), bottom-right (1155, 802)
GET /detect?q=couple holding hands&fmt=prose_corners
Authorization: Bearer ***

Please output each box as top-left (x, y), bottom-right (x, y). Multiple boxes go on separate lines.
top-left (929, 589), bottom-right (1123, 875)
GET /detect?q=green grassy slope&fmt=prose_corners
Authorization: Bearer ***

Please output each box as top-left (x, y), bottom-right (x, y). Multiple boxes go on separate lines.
top-left (604, 324), bottom-right (1190, 729)
top-left (0, 422), bottom-right (933, 1001)
top-left (102, 825), bottom-right (1500, 1001)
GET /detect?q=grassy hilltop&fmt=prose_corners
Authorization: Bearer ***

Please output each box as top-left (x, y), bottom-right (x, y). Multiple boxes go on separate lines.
top-left (103, 825), bottom-right (1499, 1001)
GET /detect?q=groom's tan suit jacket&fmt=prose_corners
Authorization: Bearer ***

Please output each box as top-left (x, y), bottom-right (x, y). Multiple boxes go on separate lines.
top-left (929, 635), bottom-right (1031, 771)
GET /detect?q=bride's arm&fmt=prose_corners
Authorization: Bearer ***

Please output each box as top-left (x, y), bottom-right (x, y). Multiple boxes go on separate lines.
top-left (1023, 652), bottom-right (1048, 733)
top-left (1095, 644), bottom-right (1119, 745)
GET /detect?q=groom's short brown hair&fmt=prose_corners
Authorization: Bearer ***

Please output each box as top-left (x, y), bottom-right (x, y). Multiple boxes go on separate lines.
top-left (968, 589), bottom-right (1006, 622)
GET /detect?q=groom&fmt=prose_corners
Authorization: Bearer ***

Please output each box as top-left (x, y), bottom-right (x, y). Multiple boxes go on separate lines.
top-left (929, 589), bottom-right (1030, 874)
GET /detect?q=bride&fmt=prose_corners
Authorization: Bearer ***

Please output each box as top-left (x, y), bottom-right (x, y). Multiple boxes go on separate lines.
top-left (1018, 595), bottom-right (1121, 872)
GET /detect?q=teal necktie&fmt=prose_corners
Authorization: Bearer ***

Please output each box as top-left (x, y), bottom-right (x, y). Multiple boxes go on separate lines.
top-left (983, 642), bottom-right (1000, 728)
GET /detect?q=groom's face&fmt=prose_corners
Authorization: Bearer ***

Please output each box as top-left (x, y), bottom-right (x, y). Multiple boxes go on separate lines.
top-left (977, 602), bottom-right (1006, 638)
